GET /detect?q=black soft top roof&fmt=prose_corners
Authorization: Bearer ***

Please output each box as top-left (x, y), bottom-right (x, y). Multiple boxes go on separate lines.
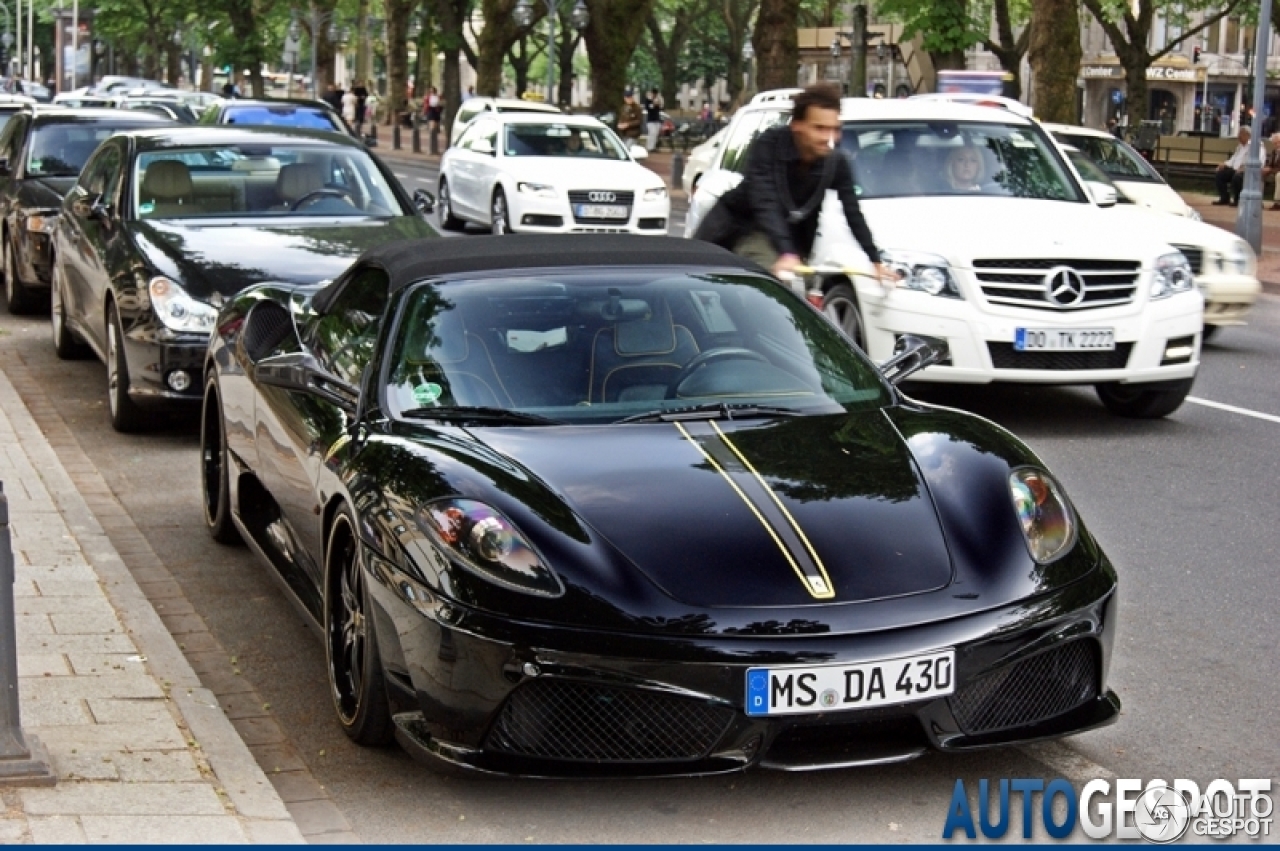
top-left (314, 234), bottom-right (760, 313)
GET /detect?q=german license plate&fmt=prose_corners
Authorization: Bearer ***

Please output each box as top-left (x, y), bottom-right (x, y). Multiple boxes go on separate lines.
top-left (745, 648), bottom-right (954, 717)
top-left (1015, 328), bottom-right (1115, 351)
top-left (574, 203), bottom-right (629, 219)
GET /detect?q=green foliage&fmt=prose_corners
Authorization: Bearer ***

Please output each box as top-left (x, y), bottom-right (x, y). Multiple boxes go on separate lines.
top-left (875, 0), bottom-right (987, 55)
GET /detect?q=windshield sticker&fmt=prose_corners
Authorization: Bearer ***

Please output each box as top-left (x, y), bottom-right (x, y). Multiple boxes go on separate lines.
top-left (139, 202), bottom-right (155, 215)
top-left (413, 382), bottom-right (444, 406)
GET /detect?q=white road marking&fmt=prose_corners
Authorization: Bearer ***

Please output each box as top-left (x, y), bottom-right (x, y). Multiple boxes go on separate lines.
top-left (415, 177), bottom-right (433, 183)
top-left (1017, 741), bottom-right (1116, 783)
top-left (1186, 395), bottom-right (1280, 424)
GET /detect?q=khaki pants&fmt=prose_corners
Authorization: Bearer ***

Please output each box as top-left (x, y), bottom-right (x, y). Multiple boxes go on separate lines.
top-left (732, 230), bottom-right (780, 271)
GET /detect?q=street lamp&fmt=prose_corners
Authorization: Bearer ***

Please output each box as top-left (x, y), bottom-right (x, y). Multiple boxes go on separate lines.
top-left (742, 41), bottom-right (754, 99)
top-left (513, 0), bottom-right (588, 104)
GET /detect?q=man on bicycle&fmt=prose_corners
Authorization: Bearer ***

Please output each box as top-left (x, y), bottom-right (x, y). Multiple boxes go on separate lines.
top-left (696, 83), bottom-right (892, 285)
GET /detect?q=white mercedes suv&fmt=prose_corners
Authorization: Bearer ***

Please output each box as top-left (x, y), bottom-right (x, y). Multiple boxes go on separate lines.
top-left (686, 96), bottom-right (1204, 418)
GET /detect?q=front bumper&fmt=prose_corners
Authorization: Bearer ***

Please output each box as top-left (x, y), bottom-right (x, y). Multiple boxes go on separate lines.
top-left (368, 556), bottom-right (1119, 778)
top-left (120, 315), bottom-right (207, 405)
top-left (509, 191), bottom-right (671, 235)
top-left (855, 275), bottom-right (1203, 385)
top-left (1198, 272), bottom-right (1262, 326)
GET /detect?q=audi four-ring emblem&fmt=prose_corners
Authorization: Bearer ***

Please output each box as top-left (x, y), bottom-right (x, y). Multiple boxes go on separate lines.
top-left (587, 191), bottom-right (618, 203)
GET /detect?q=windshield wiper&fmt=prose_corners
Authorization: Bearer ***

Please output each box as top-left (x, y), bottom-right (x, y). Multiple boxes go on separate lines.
top-left (400, 406), bottom-right (562, 426)
top-left (617, 402), bottom-right (809, 424)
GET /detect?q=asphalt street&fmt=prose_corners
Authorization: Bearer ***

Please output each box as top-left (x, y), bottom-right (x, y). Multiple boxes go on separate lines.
top-left (0, 240), bottom-right (1276, 839)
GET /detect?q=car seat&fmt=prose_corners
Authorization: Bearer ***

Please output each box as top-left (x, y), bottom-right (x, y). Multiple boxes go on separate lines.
top-left (273, 163), bottom-right (326, 210)
top-left (398, 308), bottom-right (513, 409)
top-left (138, 160), bottom-right (196, 216)
top-left (588, 296), bottom-right (699, 403)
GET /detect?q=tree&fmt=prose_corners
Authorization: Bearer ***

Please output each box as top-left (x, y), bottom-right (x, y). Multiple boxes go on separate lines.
top-left (1081, 0), bottom-right (1246, 129)
top-left (425, 0), bottom-right (478, 131)
top-left (716, 0), bottom-right (757, 107)
top-left (876, 0), bottom-right (985, 73)
top-left (752, 0), bottom-right (799, 91)
top-left (383, 0), bottom-right (415, 124)
top-left (644, 0), bottom-right (707, 108)
top-left (982, 0), bottom-right (1031, 99)
top-left (1027, 0), bottom-right (1080, 123)
top-left (506, 33), bottom-right (545, 96)
top-left (582, 0), bottom-right (660, 115)
top-left (477, 0), bottom-right (528, 96)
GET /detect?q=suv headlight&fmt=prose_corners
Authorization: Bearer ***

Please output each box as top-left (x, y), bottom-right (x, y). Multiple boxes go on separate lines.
top-left (417, 498), bottom-right (563, 597)
top-left (26, 210), bottom-right (59, 233)
top-left (1009, 468), bottom-right (1076, 564)
top-left (148, 276), bottom-right (218, 334)
top-left (1222, 239), bottom-right (1255, 276)
top-left (643, 186), bottom-right (667, 201)
top-left (880, 249), bottom-right (960, 298)
top-left (1150, 252), bottom-right (1194, 299)
top-left (517, 182), bottom-right (557, 198)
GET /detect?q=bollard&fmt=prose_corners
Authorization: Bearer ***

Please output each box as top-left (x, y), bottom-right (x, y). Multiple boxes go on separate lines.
top-left (430, 125), bottom-right (440, 156)
top-left (369, 122), bottom-right (378, 144)
top-left (0, 482), bottom-right (55, 786)
top-left (671, 151), bottom-right (684, 194)
top-left (412, 113), bottom-right (422, 154)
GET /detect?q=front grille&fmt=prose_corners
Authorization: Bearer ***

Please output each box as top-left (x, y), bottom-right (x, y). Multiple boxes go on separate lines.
top-left (1171, 244), bottom-right (1204, 275)
top-left (987, 342), bottom-right (1133, 371)
top-left (973, 258), bottom-right (1141, 310)
top-left (568, 190), bottom-right (635, 224)
top-left (951, 641), bottom-right (1098, 735)
top-left (486, 679), bottom-right (735, 763)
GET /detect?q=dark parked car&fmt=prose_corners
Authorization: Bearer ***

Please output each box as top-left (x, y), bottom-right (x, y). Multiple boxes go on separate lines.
top-left (198, 97), bottom-right (372, 145)
top-left (0, 107), bottom-right (173, 313)
top-left (119, 98), bottom-right (200, 124)
top-left (200, 234), bottom-right (1120, 777)
top-left (51, 126), bottom-right (437, 431)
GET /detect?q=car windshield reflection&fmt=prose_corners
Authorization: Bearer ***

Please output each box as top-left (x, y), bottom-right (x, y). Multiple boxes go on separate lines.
top-left (385, 270), bottom-right (890, 425)
top-left (503, 123), bottom-right (629, 160)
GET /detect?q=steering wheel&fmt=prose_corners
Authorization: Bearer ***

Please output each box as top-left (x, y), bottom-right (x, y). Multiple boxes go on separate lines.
top-left (667, 348), bottom-right (769, 399)
top-left (291, 187), bottom-right (357, 211)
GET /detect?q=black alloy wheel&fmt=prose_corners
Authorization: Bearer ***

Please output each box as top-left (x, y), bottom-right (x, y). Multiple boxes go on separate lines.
top-left (106, 305), bottom-right (147, 432)
top-left (200, 376), bottom-right (241, 545)
top-left (490, 188), bottom-right (510, 235)
top-left (51, 258), bottom-right (88, 360)
top-left (822, 282), bottom-right (864, 350)
top-left (3, 231), bottom-right (38, 315)
top-left (437, 179), bottom-right (464, 231)
top-left (1095, 377), bottom-right (1195, 419)
top-left (325, 509), bottom-right (393, 745)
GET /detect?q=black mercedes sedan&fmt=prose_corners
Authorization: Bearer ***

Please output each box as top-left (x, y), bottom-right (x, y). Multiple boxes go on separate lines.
top-left (0, 106), bottom-right (173, 313)
top-left (201, 234), bottom-right (1120, 777)
top-left (50, 125), bottom-right (436, 432)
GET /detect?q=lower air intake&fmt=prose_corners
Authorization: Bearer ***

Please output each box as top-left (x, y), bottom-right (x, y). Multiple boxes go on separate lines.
top-left (486, 679), bottom-right (734, 763)
top-left (950, 640), bottom-right (1098, 735)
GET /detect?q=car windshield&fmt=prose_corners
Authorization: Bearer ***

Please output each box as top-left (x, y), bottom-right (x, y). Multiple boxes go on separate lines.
top-left (503, 123), bottom-right (629, 159)
top-left (384, 269), bottom-right (891, 425)
top-left (133, 144), bottom-right (404, 219)
top-left (1052, 132), bottom-right (1163, 182)
top-left (27, 123), bottom-right (142, 177)
top-left (222, 105), bottom-right (343, 132)
top-left (840, 120), bottom-right (1085, 202)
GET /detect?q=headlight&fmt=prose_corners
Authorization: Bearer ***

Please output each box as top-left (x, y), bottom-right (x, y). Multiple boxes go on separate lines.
top-left (643, 186), bottom-right (667, 201)
top-left (1186, 208), bottom-right (1202, 222)
top-left (417, 498), bottom-right (563, 597)
top-left (1149, 252), bottom-right (1194, 299)
top-left (1223, 239), bottom-right (1255, 276)
top-left (516, 182), bottom-right (557, 198)
top-left (880, 249), bottom-right (960, 298)
top-left (148, 276), bottom-right (218, 334)
top-left (26, 211), bottom-right (58, 233)
top-left (1009, 468), bottom-right (1076, 564)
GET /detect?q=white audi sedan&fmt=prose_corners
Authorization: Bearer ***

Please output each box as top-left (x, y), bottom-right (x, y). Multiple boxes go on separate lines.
top-left (437, 113), bottom-right (670, 235)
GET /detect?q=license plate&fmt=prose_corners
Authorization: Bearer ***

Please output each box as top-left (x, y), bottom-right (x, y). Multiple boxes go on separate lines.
top-left (745, 648), bottom-right (955, 717)
top-left (575, 204), bottom-right (629, 219)
top-left (1014, 328), bottom-right (1115, 351)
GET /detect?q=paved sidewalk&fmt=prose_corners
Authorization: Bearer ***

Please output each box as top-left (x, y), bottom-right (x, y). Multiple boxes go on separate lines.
top-left (0, 369), bottom-right (303, 844)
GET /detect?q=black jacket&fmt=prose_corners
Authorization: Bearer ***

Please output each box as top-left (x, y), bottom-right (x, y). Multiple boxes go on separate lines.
top-left (711, 124), bottom-right (880, 263)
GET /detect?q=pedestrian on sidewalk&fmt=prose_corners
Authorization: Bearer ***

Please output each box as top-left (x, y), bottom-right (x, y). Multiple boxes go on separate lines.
top-left (643, 88), bottom-right (664, 151)
top-left (1214, 127), bottom-right (1250, 206)
top-left (617, 89), bottom-right (643, 141)
top-left (1264, 132), bottom-right (1280, 211)
top-left (353, 79), bottom-right (369, 135)
top-left (341, 86), bottom-right (358, 127)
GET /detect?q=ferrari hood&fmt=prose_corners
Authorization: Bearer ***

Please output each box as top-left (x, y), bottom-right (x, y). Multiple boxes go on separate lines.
top-left (127, 216), bottom-right (435, 300)
top-left (481, 412), bottom-right (954, 608)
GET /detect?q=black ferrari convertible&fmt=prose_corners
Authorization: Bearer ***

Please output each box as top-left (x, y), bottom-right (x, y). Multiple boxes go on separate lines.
top-left (201, 235), bottom-right (1119, 777)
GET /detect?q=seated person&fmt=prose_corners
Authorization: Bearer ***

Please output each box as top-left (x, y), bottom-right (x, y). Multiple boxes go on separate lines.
top-left (943, 145), bottom-right (985, 192)
top-left (561, 132), bottom-right (585, 155)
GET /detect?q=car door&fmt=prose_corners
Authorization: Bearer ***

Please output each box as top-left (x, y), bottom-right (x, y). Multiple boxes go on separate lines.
top-left (454, 118), bottom-right (498, 218)
top-left (61, 140), bottom-right (127, 356)
top-left (254, 266), bottom-right (390, 586)
top-left (0, 114), bottom-right (28, 255)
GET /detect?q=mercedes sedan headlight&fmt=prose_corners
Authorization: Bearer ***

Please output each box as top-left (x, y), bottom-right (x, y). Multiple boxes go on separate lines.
top-left (642, 186), bottom-right (667, 201)
top-left (25, 210), bottom-right (59, 233)
top-left (148, 276), bottom-right (218, 334)
top-left (880, 249), bottom-right (960, 298)
top-left (417, 498), bottom-right (564, 597)
top-left (1009, 468), bottom-right (1076, 564)
top-left (1222, 239), bottom-right (1255, 276)
top-left (517, 182), bottom-right (557, 198)
top-left (1150, 252), bottom-right (1194, 300)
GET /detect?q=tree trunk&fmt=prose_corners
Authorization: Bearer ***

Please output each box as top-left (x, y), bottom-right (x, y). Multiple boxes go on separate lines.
top-left (1120, 55), bottom-right (1148, 132)
top-left (477, 0), bottom-right (524, 96)
top-left (508, 37), bottom-right (533, 97)
top-left (426, 0), bottom-right (478, 128)
top-left (166, 45), bottom-right (182, 87)
top-left (442, 45), bottom-right (462, 132)
top-left (356, 0), bottom-right (371, 84)
top-left (645, 14), bottom-right (691, 111)
top-left (752, 0), bottom-right (798, 93)
top-left (583, 0), bottom-right (658, 115)
top-left (557, 30), bottom-right (580, 107)
top-left (1027, 0), bottom-right (1080, 124)
top-left (415, 25), bottom-right (435, 97)
top-left (985, 0), bottom-right (1028, 100)
top-left (384, 0), bottom-right (413, 125)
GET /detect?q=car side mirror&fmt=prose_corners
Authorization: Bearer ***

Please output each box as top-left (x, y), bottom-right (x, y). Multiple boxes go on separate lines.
top-left (412, 188), bottom-right (435, 214)
top-left (255, 352), bottom-right (358, 415)
top-left (879, 335), bottom-right (949, 385)
top-left (630, 144), bottom-right (649, 161)
top-left (1085, 180), bottom-right (1118, 208)
top-left (472, 138), bottom-right (495, 155)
